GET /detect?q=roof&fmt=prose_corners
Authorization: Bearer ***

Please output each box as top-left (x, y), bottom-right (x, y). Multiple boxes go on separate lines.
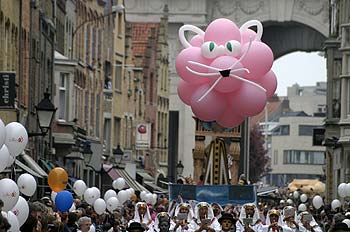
top-left (250, 100), bottom-right (283, 126)
top-left (281, 111), bottom-right (309, 117)
top-left (131, 23), bottom-right (160, 55)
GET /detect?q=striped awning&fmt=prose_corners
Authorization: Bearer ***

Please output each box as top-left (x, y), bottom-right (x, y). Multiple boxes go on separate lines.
top-left (103, 164), bottom-right (149, 193)
top-left (21, 154), bottom-right (48, 177)
top-left (15, 160), bottom-right (43, 178)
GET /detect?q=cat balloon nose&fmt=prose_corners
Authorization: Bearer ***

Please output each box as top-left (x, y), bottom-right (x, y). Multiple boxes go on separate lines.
top-left (219, 69), bottom-right (231, 77)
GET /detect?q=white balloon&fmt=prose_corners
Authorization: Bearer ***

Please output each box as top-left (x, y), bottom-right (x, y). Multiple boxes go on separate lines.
top-left (69, 203), bottom-right (76, 212)
top-left (145, 193), bottom-right (153, 204)
top-left (92, 187), bottom-right (101, 199)
top-left (286, 199), bottom-right (294, 205)
top-left (345, 183), bottom-right (350, 197)
top-left (93, 198), bottom-right (106, 215)
top-left (73, 180), bottom-right (87, 196)
top-left (0, 145), bottom-right (10, 172)
top-left (129, 188), bottom-right (135, 195)
top-left (331, 199), bottom-right (341, 210)
top-left (106, 197), bottom-right (119, 212)
top-left (5, 122), bottom-right (28, 157)
top-left (343, 219), bottom-right (350, 228)
top-left (0, 178), bottom-right (20, 211)
top-left (11, 196), bottom-right (29, 226)
top-left (293, 191), bottom-right (299, 199)
top-left (0, 119), bottom-right (6, 148)
top-left (84, 188), bottom-right (98, 205)
top-left (104, 189), bottom-right (117, 201)
top-left (118, 190), bottom-right (128, 204)
top-left (300, 193), bottom-right (308, 203)
top-left (338, 183), bottom-right (347, 198)
top-left (6, 211), bottom-right (20, 232)
top-left (17, 173), bottom-right (37, 196)
top-left (51, 191), bottom-right (57, 202)
top-left (152, 193), bottom-right (158, 205)
top-left (140, 191), bottom-right (147, 200)
top-left (298, 203), bottom-right (307, 212)
top-left (113, 178), bottom-right (125, 190)
top-left (312, 195), bottom-right (323, 209)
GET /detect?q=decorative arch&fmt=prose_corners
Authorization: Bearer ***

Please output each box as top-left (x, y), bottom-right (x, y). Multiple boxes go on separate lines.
top-left (261, 21), bottom-right (327, 59)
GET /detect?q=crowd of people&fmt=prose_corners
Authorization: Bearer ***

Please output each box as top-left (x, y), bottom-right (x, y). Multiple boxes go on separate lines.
top-left (1, 191), bottom-right (350, 232)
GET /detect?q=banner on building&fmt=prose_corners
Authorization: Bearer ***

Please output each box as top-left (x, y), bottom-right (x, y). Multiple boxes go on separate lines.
top-left (0, 72), bottom-right (16, 108)
top-left (168, 184), bottom-right (256, 205)
top-left (135, 123), bottom-right (151, 150)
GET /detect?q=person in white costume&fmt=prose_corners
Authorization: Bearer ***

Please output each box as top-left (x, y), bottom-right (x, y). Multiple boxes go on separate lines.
top-left (236, 203), bottom-right (262, 232)
top-left (188, 202), bottom-right (221, 232)
top-left (129, 202), bottom-right (154, 231)
top-left (173, 203), bottom-right (195, 232)
top-left (259, 209), bottom-right (292, 232)
top-left (281, 206), bottom-right (299, 232)
top-left (151, 212), bottom-right (172, 232)
top-left (297, 212), bottom-right (322, 232)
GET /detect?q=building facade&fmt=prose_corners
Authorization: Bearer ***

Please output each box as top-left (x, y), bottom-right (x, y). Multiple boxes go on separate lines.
top-left (324, 0), bottom-right (350, 202)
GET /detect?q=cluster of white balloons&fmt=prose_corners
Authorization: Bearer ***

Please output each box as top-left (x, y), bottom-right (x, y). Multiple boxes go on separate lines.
top-left (338, 183), bottom-right (350, 198)
top-left (140, 191), bottom-right (157, 205)
top-left (0, 120), bottom-right (29, 173)
top-left (0, 173), bottom-right (38, 230)
top-left (55, 177), bottom-right (140, 215)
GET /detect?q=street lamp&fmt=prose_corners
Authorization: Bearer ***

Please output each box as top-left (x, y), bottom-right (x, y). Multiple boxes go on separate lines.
top-left (112, 144), bottom-right (124, 164)
top-left (82, 141), bottom-right (93, 165)
top-left (28, 92), bottom-right (57, 137)
top-left (176, 160), bottom-right (184, 177)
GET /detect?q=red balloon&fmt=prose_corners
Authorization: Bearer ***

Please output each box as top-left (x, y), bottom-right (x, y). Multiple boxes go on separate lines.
top-left (175, 47), bottom-right (211, 85)
top-left (190, 84), bottom-right (227, 121)
top-left (228, 83), bottom-right (267, 116)
top-left (177, 80), bottom-right (200, 105)
top-left (216, 109), bottom-right (245, 128)
top-left (255, 70), bottom-right (277, 98)
top-left (240, 41), bottom-right (274, 80)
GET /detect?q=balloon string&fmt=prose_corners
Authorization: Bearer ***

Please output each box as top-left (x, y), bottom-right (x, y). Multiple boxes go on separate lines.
top-left (197, 76), bottom-right (223, 102)
top-left (229, 74), bottom-right (266, 92)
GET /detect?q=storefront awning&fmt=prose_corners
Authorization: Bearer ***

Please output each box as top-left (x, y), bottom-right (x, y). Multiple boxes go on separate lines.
top-left (21, 154), bottom-right (48, 177)
top-left (15, 160), bottom-right (44, 178)
top-left (144, 181), bottom-right (168, 194)
top-left (103, 164), bottom-right (149, 193)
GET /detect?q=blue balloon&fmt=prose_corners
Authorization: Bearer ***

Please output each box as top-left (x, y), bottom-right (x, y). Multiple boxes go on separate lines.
top-left (55, 190), bottom-right (73, 212)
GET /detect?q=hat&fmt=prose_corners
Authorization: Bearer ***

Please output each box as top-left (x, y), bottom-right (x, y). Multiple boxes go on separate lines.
top-left (218, 213), bottom-right (237, 224)
top-left (268, 209), bottom-right (280, 216)
top-left (126, 222), bottom-right (145, 232)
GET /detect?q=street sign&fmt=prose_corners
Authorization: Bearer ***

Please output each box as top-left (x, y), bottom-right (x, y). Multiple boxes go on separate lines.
top-left (135, 123), bottom-right (151, 150)
top-left (0, 72), bottom-right (16, 108)
top-left (313, 128), bottom-right (325, 146)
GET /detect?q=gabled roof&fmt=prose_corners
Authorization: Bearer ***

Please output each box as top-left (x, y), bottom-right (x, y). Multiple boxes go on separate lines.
top-left (131, 23), bottom-right (160, 56)
top-left (250, 100), bottom-right (283, 126)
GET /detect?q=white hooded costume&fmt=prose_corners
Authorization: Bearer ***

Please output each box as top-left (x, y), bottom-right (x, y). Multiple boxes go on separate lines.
top-left (281, 206), bottom-right (299, 232)
top-left (259, 209), bottom-right (292, 232)
top-left (188, 202), bottom-right (221, 232)
top-left (129, 202), bottom-right (154, 230)
top-left (296, 212), bottom-right (322, 232)
top-left (236, 203), bottom-right (262, 232)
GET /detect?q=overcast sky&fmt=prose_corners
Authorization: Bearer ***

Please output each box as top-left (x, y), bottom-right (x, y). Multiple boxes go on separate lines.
top-left (272, 51), bottom-right (327, 96)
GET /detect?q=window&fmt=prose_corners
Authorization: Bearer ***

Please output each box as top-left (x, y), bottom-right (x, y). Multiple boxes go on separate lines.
top-left (273, 150), bottom-right (278, 165)
top-left (91, 27), bottom-right (96, 62)
top-left (114, 117), bottom-right (121, 147)
top-left (104, 118), bottom-right (111, 153)
top-left (299, 125), bottom-right (319, 136)
top-left (95, 94), bottom-right (100, 137)
top-left (272, 125), bottom-right (289, 135)
top-left (90, 93), bottom-right (95, 135)
top-left (348, 79), bottom-right (350, 116)
top-left (117, 12), bottom-right (122, 36)
top-left (283, 150), bottom-right (325, 165)
top-left (115, 62), bottom-right (122, 90)
top-left (86, 25), bottom-right (90, 64)
top-left (58, 73), bottom-right (69, 120)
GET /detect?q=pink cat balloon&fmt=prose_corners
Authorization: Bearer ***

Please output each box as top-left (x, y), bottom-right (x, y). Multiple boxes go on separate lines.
top-left (176, 18), bottom-right (277, 128)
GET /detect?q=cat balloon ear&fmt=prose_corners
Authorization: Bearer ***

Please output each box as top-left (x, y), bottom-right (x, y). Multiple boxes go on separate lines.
top-left (179, 25), bottom-right (205, 48)
top-left (239, 20), bottom-right (263, 41)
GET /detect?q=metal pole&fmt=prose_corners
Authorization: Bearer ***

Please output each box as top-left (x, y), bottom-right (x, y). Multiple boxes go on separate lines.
top-left (244, 117), bottom-right (250, 182)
